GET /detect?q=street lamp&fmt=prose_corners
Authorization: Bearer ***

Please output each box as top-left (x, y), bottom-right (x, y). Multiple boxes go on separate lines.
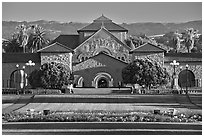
top-left (170, 60), bottom-right (180, 92)
top-left (185, 64), bottom-right (189, 94)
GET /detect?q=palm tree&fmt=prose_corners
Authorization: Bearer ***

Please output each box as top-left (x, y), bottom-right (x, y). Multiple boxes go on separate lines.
top-left (26, 25), bottom-right (49, 53)
top-left (2, 36), bottom-right (23, 53)
top-left (15, 24), bottom-right (29, 53)
top-left (183, 28), bottom-right (199, 53)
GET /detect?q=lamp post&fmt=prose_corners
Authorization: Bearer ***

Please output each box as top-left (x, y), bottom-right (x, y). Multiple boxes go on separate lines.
top-left (185, 64), bottom-right (189, 94)
top-left (170, 60), bottom-right (180, 92)
top-left (25, 60), bottom-right (35, 89)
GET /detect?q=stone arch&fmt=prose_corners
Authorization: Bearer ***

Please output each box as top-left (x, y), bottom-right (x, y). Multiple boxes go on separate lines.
top-left (93, 72), bottom-right (113, 88)
top-left (116, 53), bottom-right (126, 61)
top-left (76, 76), bottom-right (84, 87)
top-left (93, 47), bottom-right (112, 56)
top-left (78, 54), bottom-right (89, 62)
top-left (178, 69), bottom-right (195, 88)
top-left (10, 69), bottom-right (27, 89)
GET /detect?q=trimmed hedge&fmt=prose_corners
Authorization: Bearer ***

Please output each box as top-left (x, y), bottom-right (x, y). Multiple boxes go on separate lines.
top-left (2, 111), bottom-right (202, 123)
top-left (2, 88), bottom-right (61, 95)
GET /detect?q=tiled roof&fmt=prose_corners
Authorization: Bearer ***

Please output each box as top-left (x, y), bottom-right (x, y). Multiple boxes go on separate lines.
top-left (52, 35), bottom-right (80, 50)
top-left (37, 42), bottom-right (73, 53)
top-left (130, 43), bottom-right (166, 53)
top-left (2, 53), bottom-right (41, 63)
top-left (77, 15), bottom-right (128, 32)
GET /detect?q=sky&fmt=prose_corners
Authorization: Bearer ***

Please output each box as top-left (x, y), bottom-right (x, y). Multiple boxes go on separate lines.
top-left (2, 2), bottom-right (202, 23)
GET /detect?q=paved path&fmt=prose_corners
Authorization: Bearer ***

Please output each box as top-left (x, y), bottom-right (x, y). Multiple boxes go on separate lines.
top-left (2, 94), bottom-right (202, 114)
top-left (2, 95), bottom-right (34, 114)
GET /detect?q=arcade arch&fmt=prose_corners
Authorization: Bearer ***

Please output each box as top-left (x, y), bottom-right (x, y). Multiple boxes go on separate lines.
top-left (178, 70), bottom-right (195, 88)
top-left (93, 72), bottom-right (113, 88)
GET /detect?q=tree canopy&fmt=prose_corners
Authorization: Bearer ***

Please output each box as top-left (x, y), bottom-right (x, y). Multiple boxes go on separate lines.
top-left (122, 59), bottom-right (170, 89)
top-left (2, 24), bottom-right (49, 53)
top-left (28, 62), bottom-right (71, 89)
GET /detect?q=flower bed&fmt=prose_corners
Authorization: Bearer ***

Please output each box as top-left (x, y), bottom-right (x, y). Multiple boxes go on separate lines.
top-left (2, 110), bottom-right (202, 123)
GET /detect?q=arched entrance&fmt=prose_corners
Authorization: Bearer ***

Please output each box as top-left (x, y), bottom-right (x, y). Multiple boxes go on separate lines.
top-left (178, 70), bottom-right (195, 88)
top-left (10, 69), bottom-right (27, 89)
top-left (77, 77), bottom-right (84, 87)
top-left (93, 72), bottom-right (113, 88)
top-left (98, 78), bottom-right (108, 88)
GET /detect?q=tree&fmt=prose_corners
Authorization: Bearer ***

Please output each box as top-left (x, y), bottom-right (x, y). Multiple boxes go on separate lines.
top-left (15, 24), bottom-right (29, 53)
top-left (122, 59), bottom-right (170, 89)
top-left (2, 37), bottom-right (23, 53)
top-left (8, 24), bottom-right (49, 53)
top-left (26, 25), bottom-right (49, 53)
top-left (182, 28), bottom-right (199, 53)
top-left (172, 31), bottom-right (181, 53)
top-left (28, 69), bottom-right (43, 88)
top-left (28, 62), bottom-right (71, 89)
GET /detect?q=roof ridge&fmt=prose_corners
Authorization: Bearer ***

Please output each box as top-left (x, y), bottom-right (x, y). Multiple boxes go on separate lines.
top-left (37, 42), bottom-right (73, 53)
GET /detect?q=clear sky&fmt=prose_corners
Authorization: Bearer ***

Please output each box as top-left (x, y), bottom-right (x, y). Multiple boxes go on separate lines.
top-left (2, 2), bottom-right (202, 23)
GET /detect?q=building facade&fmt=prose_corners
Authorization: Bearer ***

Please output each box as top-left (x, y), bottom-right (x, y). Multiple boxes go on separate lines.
top-left (2, 15), bottom-right (202, 89)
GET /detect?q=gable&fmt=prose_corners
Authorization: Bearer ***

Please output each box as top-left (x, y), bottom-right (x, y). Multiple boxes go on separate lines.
top-left (73, 52), bottom-right (127, 72)
top-left (37, 42), bottom-right (73, 53)
top-left (130, 43), bottom-right (166, 53)
top-left (75, 27), bottom-right (130, 51)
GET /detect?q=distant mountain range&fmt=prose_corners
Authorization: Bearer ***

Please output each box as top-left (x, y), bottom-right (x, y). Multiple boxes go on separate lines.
top-left (2, 20), bottom-right (202, 41)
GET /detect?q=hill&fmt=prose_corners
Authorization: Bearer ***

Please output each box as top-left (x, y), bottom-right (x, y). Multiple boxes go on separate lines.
top-left (2, 20), bottom-right (202, 41)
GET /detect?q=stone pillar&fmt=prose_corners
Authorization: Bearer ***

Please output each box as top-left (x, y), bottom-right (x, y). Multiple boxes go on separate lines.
top-left (172, 75), bottom-right (179, 90)
top-left (69, 52), bottom-right (73, 71)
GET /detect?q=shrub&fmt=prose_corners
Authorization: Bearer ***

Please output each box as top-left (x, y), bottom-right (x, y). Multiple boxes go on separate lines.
top-left (28, 62), bottom-right (71, 89)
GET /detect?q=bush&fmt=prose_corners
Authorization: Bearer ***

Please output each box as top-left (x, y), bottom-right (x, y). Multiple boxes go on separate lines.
top-left (28, 62), bottom-right (71, 89)
top-left (2, 111), bottom-right (202, 123)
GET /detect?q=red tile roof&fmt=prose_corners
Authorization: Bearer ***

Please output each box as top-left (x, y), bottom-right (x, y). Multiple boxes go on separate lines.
top-left (130, 43), bottom-right (166, 53)
top-left (52, 35), bottom-right (79, 50)
top-left (37, 42), bottom-right (73, 53)
top-left (77, 15), bottom-right (128, 32)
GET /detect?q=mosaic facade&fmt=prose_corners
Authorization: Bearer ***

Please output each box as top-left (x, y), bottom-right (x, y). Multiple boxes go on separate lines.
top-left (133, 53), bottom-right (164, 66)
top-left (73, 33), bottom-right (130, 63)
top-left (73, 58), bottom-right (106, 72)
top-left (41, 53), bottom-right (72, 70)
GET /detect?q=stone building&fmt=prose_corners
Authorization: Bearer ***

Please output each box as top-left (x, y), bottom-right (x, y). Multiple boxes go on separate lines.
top-left (2, 15), bottom-right (202, 89)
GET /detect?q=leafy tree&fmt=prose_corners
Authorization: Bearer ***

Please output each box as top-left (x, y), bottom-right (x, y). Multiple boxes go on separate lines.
top-left (122, 59), bottom-right (170, 89)
top-left (28, 69), bottom-right (43, 88)
top-left (28, 62), bottom-right (71, 89)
